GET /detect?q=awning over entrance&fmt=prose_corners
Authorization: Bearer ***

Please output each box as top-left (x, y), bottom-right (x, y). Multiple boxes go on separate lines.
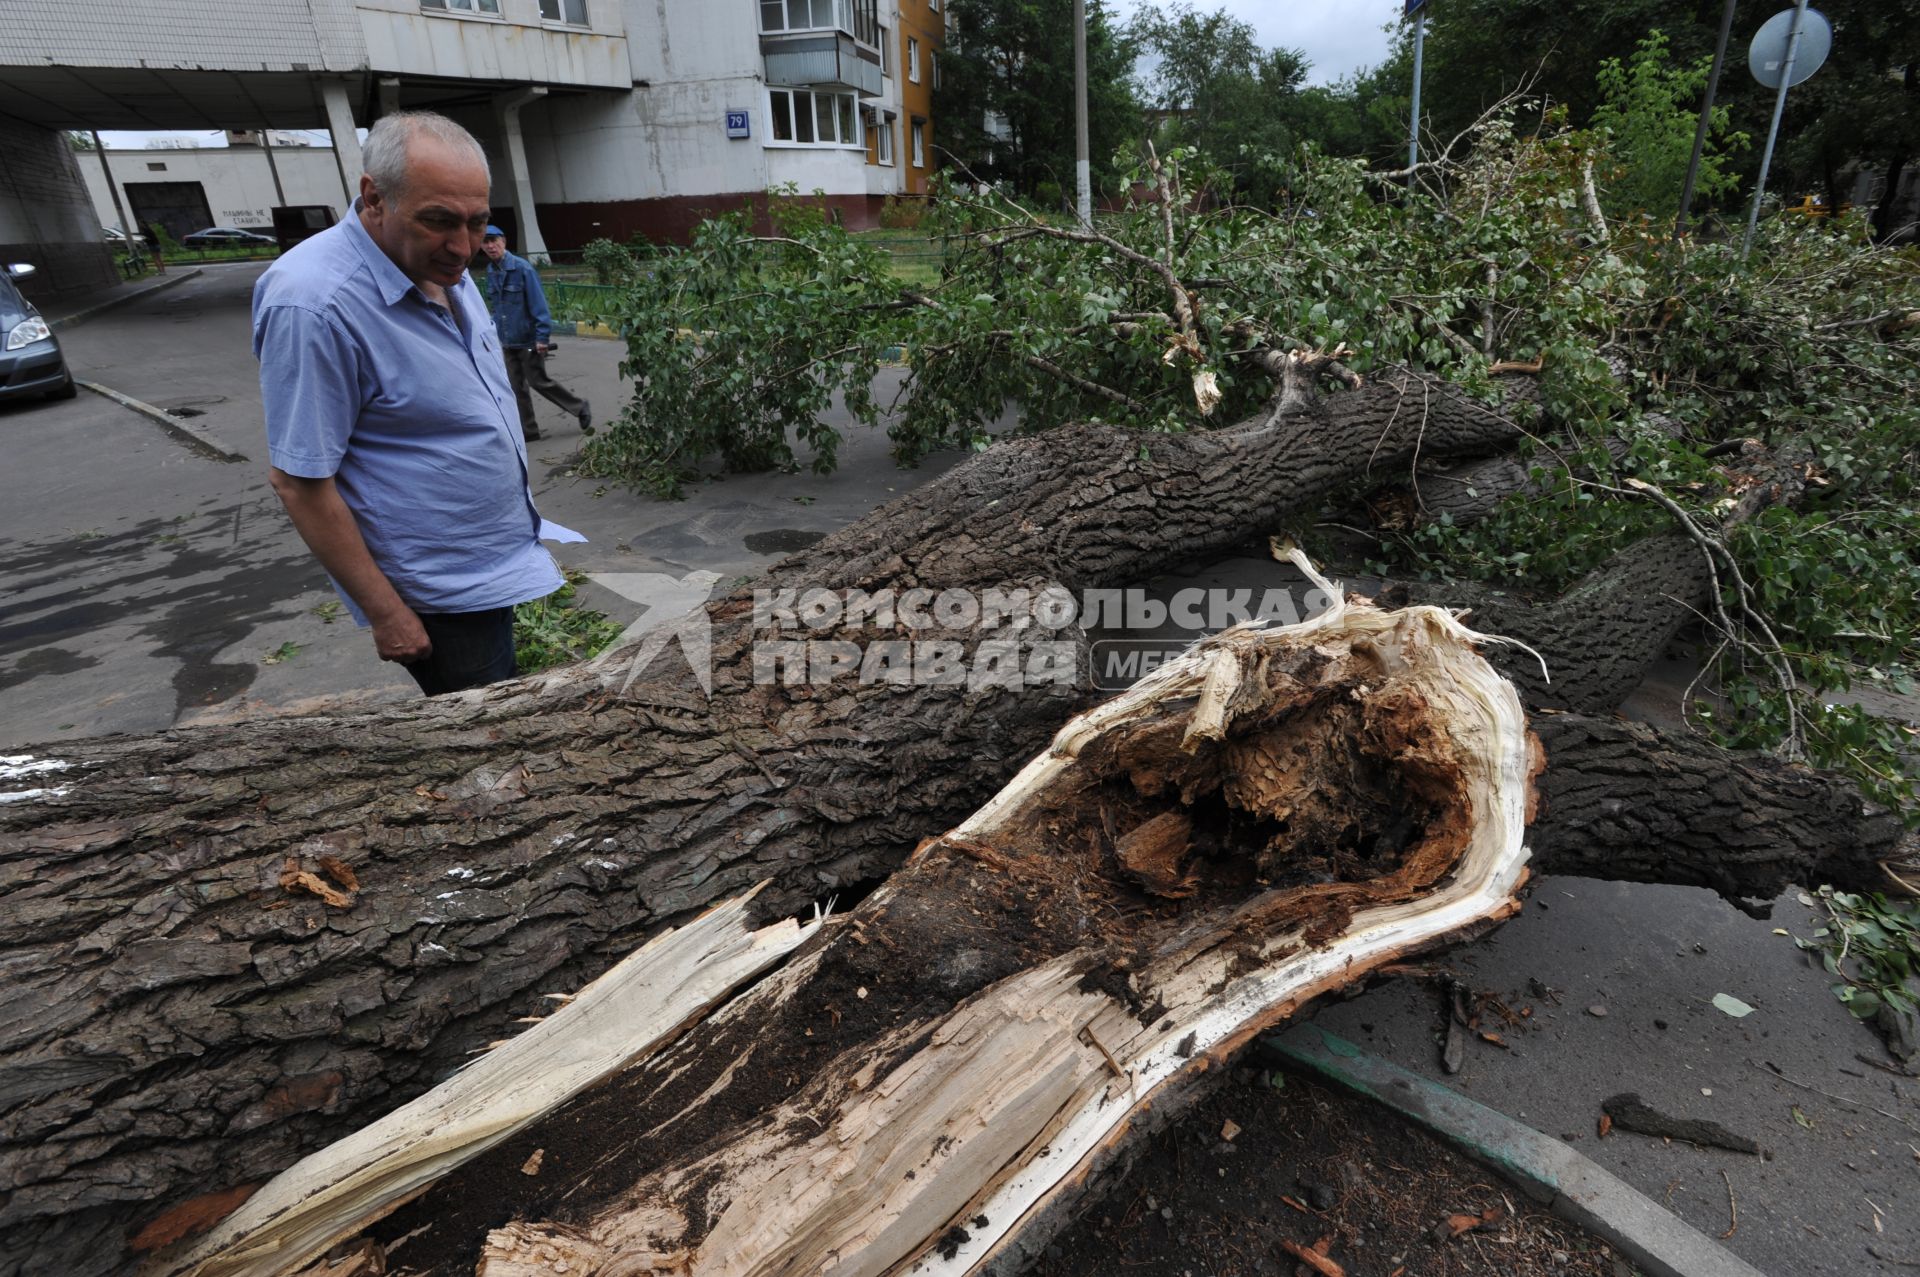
top-left (0, 67), bottom-right (362, 132)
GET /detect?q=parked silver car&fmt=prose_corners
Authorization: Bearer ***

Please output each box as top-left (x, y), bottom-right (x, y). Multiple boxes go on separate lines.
top-left (0, 265), bottom-right (75, 404)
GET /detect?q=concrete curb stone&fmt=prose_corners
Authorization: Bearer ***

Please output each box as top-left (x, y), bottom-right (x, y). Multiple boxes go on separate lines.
top-left (1264, 1023), bottom-right (1772, 1277)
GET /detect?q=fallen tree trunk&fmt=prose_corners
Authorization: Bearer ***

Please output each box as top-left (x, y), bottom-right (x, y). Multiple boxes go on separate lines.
top-left (150, 578), bottom-right (1542, 1277)
top-left (1393, 534), bottom-right (1710, 712)
top-left (0, 365), bottom-right (1899, 1277)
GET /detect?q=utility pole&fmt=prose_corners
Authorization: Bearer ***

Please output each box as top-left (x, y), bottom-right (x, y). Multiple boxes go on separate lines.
top-left (1675, 0), bottom-right (1739, 238)
top-left (260, 125), bottom-right (288, 208)
top-left (1073, 0), bottom-right (1090, 226)
top-left (91, 130), bottom-right (136, 249)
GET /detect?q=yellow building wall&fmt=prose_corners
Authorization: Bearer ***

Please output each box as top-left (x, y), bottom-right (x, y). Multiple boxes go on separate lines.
top-left (895, 0), bottom-right (944, 195)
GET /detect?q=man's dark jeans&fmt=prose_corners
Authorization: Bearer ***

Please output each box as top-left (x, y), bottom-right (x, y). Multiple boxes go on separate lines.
top-left (402, 607), bottom-right (517, 696)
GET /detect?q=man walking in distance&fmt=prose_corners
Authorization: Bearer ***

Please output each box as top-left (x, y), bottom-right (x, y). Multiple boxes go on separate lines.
top-left (481, 225), bottom-right (591, 442)
top-left (252, 111), bottom-right (585, 695)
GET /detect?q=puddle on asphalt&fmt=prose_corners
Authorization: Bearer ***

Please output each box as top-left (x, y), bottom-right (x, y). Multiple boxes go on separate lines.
top-left (0, 646), bottom-right (101, 691)
top-left (2, 503), bottom-right (322, 720)
top-left (743, 528), bottom-right (828, 554)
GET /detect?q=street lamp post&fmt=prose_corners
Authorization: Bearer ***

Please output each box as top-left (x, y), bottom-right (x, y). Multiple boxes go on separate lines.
top-left (1676, 0), bottom-right (1739, 238)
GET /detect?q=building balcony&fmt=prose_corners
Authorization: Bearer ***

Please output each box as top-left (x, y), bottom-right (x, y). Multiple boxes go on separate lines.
top-left (760, 0), bottom-right (882, 96)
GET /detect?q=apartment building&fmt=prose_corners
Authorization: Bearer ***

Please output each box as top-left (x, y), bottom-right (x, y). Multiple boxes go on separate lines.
top-left (3, 1), bottom-right (944, 297)
top-left (892, 0), bottom-right (946, 196)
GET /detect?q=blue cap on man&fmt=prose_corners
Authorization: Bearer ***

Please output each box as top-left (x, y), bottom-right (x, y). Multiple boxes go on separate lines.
top-left (484, 225), bottom-right (504, 237)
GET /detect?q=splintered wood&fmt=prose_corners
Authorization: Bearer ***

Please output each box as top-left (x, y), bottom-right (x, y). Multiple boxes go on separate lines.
top-left (156, 557), bottom-right (1540, 1277)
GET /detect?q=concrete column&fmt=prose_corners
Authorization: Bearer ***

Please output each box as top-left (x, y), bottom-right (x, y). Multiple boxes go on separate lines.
top-left (492, 87), bottom-right (550, 260)
top-left (322, 80), bottom-right (364, 212)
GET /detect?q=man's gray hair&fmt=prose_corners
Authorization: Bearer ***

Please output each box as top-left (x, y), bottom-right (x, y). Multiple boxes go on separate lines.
top-left (362, 112), bottom-right (490, 202)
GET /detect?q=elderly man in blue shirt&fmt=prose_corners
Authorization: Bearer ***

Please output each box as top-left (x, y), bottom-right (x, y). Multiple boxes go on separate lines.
top-left (252, 111), bottom-right (584, 696)
top-left (480, 225), bottom-right (590, 443)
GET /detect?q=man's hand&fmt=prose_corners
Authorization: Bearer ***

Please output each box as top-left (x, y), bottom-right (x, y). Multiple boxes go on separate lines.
top-left (536, 341), bottom-right (551, 355)
top-left (369, 605), bottom-right (432, 664)
top-left (269, 468), bottom-right (427, 665)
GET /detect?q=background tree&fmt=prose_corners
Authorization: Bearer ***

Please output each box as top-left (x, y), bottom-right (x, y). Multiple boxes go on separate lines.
top-left (1589, 31), bottom-right (1747, 223)
top-left (1386, 0), bottom-right (1920, 232)
top-left (1128, 2), bottom-right (1310, 204)
top-left (936, 0), bottom-right (1141, 204)
top-left (1771, 2), bottom-right (1920, 233)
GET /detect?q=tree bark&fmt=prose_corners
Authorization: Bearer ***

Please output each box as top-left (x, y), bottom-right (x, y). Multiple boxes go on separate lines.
top-left (0, 368), bottom-right (1900, 1277)
top-left (1392, 533), bottom-right (1711, 713)
top-left (151, 588), bottom-right (1543, 1277)
top-left (1529, 713), bottom-right (1903, 909)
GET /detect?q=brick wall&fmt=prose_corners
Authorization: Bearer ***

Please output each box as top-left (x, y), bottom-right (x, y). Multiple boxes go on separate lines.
top-left (0, 128), bottom-right (118, 299)
top-left (538, 192), bottom-right (885, 249)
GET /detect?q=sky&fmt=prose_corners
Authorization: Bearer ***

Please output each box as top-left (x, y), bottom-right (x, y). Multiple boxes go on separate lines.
top-left (1111, 0), bottom-right (1406, 86)
top-left (95, 129), bottom-right (332, 149)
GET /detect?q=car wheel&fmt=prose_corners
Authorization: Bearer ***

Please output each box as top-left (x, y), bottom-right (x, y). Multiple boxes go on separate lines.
top-left (51, 373), bottom-right (78, 401)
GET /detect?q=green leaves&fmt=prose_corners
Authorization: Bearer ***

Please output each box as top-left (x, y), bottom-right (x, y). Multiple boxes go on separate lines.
top-left (1796, 887), bottom-right (1920, 1029)
top-left (513, 569), bottom-right (623, 674)
top-left (1590, 30), bottom-right (1748, 222)
top-left (575, 198), bottom-right (897, 498)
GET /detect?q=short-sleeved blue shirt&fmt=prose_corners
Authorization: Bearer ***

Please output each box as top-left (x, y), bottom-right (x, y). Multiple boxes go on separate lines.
top-left (252, 206), bottom-right (583, 623)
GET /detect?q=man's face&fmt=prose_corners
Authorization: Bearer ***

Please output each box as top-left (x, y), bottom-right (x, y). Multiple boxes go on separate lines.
top-left (481, 236), bottom-right (506, 262)
top-left (359, 137), bottom-right (491, 291)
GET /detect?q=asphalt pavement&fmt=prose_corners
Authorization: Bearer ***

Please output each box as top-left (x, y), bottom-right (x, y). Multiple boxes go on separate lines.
top-left (1, 262), bottom-right (1914, 1275)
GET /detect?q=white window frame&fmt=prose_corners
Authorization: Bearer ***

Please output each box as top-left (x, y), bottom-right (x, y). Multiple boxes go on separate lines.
top-left (873, 110), bottom-right (895, 165)
top-left (765, 87), bottom-right (866, 149)
top-left (760, 0), bottom-right (856, 35)
top-left (911, 118), bottom-right (925, 168)
top-left (878, 24), bottom-right (891, 77)
top-left (421, 0), bottom-right (502, 15)
top-left (907, 37), bottom-right (920, 83)
top-left (538, 0), bottom-right (588, 25)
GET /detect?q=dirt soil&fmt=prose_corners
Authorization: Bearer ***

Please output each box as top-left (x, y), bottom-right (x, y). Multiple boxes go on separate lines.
top-left (1030, 1057), bottom-right (1644, 1277)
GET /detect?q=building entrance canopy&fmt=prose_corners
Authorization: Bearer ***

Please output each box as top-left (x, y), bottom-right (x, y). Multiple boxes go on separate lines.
top-left (0, 67), bottom-right (372, 132)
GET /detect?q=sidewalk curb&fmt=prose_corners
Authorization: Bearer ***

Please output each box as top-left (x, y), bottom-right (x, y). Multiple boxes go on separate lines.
top-left (78, 380), bottom-right (248, 464)
top-left (1263, 1024), bottom-right (1771, 1277)
top-left (49, 269), bottom-right (204, 331)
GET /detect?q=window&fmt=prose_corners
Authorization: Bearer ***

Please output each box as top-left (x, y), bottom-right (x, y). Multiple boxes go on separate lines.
top-left (146, 162), bottom-right (167, 172)
top-left (761, 0), bottom-right (878, 44)
top-left (931, 51), bottom-right (939, 89)
top-left (421, 0), bottom-right (501, 13)
top-left (907, 37), bottom-right (920, 82)
top-left (538, 0), bottom-right (587, 23)
top-left (911, 119), bottom-right (925, 168)
top-left (767, 87), bottom-right (863, 146)
top-left (874, 111), bottom-right (895, 165)
top-left (878, 24), bottom-right (891, 76)
top-left (762, 0), bottom-right (839, 33)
